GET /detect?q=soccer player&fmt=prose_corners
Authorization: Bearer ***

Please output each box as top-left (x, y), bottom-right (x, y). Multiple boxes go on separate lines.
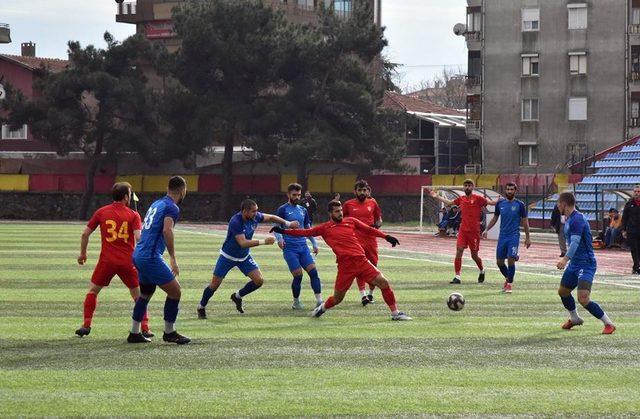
top-left (343, 180), bottom-right (382, 305)
top-left (273, 183), bottom-right (323, 309)
top-left (555, 192), bottom-right (616, 334)
top-left (197, 199), bottom-right (300, 317)
top-left (428, 179), bottom-right (500, 284)
top-left (271, 201), bottom-right (412, 321)
top-left (75, 182), bottom-right (152, 338)
top-left (127, 176), bottom-right (190, 344)
top-left (483, 183), bottom-right (531, 293)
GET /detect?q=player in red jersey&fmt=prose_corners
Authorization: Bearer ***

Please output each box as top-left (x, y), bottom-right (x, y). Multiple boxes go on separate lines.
top-left (75, 182), bottom-right (152, 338)
top-left (271, 201), bottom-right (412, 321)
top-left (343, 180), bottom-right (383, 306)
top-left (428, 179), bottom-right (500, 284)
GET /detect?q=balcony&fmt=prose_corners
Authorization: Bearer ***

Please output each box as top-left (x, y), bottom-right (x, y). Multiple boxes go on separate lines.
top-left (465, 31), bottom-right (482, 50)
top-left (630, 117), bottom-right (640, 128)
top-left (0, 23), bottom-right (10, 44)
top-left (465, 75), bottom-right (482, 94)
top-left (467, 0), bottom-right (482, 7)
top-left (466, 119), bottom-right (482, 138)
top-left (116, 0), bottom-right (154, 23)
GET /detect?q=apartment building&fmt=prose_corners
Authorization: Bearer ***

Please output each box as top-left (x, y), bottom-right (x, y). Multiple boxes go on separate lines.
top-left (461, 0), bottom-right (633, 173)
top-left (116, 0), bottom-right (381, 52)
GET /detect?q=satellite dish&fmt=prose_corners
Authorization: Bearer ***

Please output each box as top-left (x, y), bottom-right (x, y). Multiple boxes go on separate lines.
top-left (453, 23), bottom-right (467, 36)
top-left (0, 84), bottom-right (5, 101)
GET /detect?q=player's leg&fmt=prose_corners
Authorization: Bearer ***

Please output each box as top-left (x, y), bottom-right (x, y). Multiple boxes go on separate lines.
top-left (302, 253), bottom-right (323, 307)
top-left (231, 257), bottom-right (263, 313)
top-left (496, 239), bottom-right (509, 291)
top-left (312, 263), bottom-right (354, 317)
top-left (120, 264), bottom-right (153, 338)
top-left (558, 268), bottom-right (583, 329)
top-left (364, 241), bottom-right (379, 302)
top-left (198, 255), bottom-right (233, 318)
top-left (469, 233), bottom-right (485, 283)
top-left (128, 281), bottom-right (156, 343)
top-left (285, 249), bottom-right (305, 309)
top-left (370, 272), bottom-right (411, 321)
top-left (77, 282), bottom-right (103, 337)
top-left (575, 272), bottom-right (615, 334)
top-left (506, 236), bottom-right (519, 288)
top-left (158, 278), bottom-right (190, 344)
top-left (451, 243), bottom-right (465, 284)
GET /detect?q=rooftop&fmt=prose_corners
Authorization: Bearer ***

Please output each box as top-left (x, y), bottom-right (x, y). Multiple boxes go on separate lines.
top-left (383, 91), bottom-right (464, 117)
top-left (0, 54), bottom-right (69, 73)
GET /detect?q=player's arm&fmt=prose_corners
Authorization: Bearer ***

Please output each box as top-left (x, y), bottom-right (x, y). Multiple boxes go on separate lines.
top-left (133, 213), bottom-right (142, 243)
top-left (77, 226), bottom-right (95, 265)
top-left (373, 201), bottom-right (382, 228)
top-left (485, 197), bottom-right (502, 206)
top-left (522, 217), bottom-right (532, 248)
top-left (272, 207), bottom-right (286, 249)
top-left (235, 234), bottom-right (275, 248)
top-left (163, 217), bottom-right (179, 276)
top-left (482, 214), bottom-right (499, 238)
top-left (427, 188), bottom-right (455, 206)
top-left (352, 218), bottom-right (400, 247)
top-left (262, 213), bottom-right (300, 229)
top-left (304, 210), bottom-right (319, 254)
top-left (271, 224), bottom-right (324, 237)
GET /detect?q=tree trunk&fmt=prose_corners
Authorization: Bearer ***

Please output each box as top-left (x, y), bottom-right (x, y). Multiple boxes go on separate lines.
top-left (219, 125), bottom-right (236, 220)
top-left (79, 137), bottom-right (104, 220)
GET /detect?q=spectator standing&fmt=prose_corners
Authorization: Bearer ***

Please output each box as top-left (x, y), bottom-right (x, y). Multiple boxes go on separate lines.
top-left (622, 185), bottom-right (640, 274)
top-left (551, 204), bottom-right (567, 257)
top-left (300, 191), bottom-right (318, 225)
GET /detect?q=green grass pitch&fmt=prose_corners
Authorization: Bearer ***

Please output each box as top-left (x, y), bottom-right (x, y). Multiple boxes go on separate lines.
top-left (1, 222), bottom-right (640, 416)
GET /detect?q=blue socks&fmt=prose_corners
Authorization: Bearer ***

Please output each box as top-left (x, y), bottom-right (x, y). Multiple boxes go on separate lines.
top-left (584, 300), bottom-right (605, 319)
top-left (200, 286), bottom-right (215, 307)
top-left (308, 268), bottom-right (322, 294)
top-left (498, 264), bottom-right (509, 279)
top-left (164, 297), bottom-right (180, 323)
top-left (507, 265), bottom-right (516, 284)
top-left (291, 274), bottom-right (303, 299)
top-left (561, 295), bottom-right (576, 312)
top-left (238, 280), bottom-right (261, 297)
top-left (132, 297), bottom-right (150, 322)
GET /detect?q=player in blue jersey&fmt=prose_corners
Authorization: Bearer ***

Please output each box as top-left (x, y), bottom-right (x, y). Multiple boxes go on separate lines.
top-left (197, 199), bottom-right (299, 318)
top-left (273, 183), bottom-right (323, 309)
top-left (555, 192), bottom-right (616, 334)
top-left (127, 176), bottom-right (191, 344)
top-left (483, 183), bottom-right (531, 293)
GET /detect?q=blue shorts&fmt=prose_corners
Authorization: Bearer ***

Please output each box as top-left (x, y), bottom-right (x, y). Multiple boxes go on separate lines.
top-left (133, 256), bottom-right (174, 285)
top-left (213, 254), bottom-right (259, 279)
top-left (283, 247), bottom-right (315, 272)
top-left (496, 235), bottom-right (520, 260)
top-left (561, 263), bottom-right (596, 290)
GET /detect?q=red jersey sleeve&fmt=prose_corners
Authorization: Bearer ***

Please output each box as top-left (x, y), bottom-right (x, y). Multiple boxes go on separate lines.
top-left (477, 195), bottom-right (488, 207)
top-left (372, 200), bottom-right (382, 221)
top-left (87, 209), bottom-right (101, 230)
top-left (352, 218), bottom-right (387, 239)
top-left (453, 197), bottom-right (462, 206)
top-left (132, 211), bottom-right (142, 231)
top-left (283, 223), bottom-right (326, 237)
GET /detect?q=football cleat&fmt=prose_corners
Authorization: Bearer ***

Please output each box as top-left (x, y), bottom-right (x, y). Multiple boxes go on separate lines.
top-left (197, 307), bottom-right (207, 319)
top-left (501, 282), bottom-right (513, 294)
top-left (311, 304), bottom-right (326, 318)
top-left (367, 294), bottom-right (375, 304)
top-left (142, 330), bottom-right (155, 338)
top-left (561, 318), bottom-right (584, 330)
top-left (361, 296), bottom-right (371, 306)
top-left (602, 324), bottom-right (616, 335)
top-left (163, 331), bottom-right (191, 345)
top-left (450, 277), bottom-right (461, 284)
top-left (392, 312), bottom-right (413, 321)
top-left (478, 272), bottom-right (485, 283)
top-left (75, 326), bottom-right (91, 337)
top-left (127, 332), bottom-right (151, 344)
top-left (230, 293), bottom-right (244, 314)
top-left (315, 300), bottom-right (323, 308)
top-left (292, 300), bottom-right (304, 310)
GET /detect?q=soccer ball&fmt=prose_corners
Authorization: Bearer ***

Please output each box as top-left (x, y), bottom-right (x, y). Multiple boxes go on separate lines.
top-left (447, 293), bottom-right (465, 311)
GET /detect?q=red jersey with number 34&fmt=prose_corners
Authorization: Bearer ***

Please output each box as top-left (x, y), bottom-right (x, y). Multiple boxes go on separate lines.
top-left (87, 202), bottom-right (142, 264)
top-left (453, 194), bottom-right (487, 233)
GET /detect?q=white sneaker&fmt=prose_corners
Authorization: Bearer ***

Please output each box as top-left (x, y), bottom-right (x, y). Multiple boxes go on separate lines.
top-left (311, 304), bottom-right (326, 318)
top-left (292, 300), bottom-right (304, 310)
top-left (392, 312), bottom-right (412, 321)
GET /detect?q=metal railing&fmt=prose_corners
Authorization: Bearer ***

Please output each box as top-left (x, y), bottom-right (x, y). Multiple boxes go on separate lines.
top-left (118, 1), bottom-right (137, 15)
top-left (630, 24), bottom-right (640, 34)
top-left (466, 119), bottom-right (482, 131)
top-left (465, 31), bottom-right (482, 42)
top-left (630, 117), bottom-right (640, 128)
top-left (630, 70), bottom-right (640, 81)
top-left (465, 75), bottom-right (482, 88)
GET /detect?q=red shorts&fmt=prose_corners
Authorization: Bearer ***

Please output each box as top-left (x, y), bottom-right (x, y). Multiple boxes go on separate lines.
top-left (361, 240), bottom-right (379, 266)
top-left (91, 259), bottom-right (139, 289)
top-left (456, 230), bottom-right (481, 252)
top-left (335, 256), bottom-right (381, 293)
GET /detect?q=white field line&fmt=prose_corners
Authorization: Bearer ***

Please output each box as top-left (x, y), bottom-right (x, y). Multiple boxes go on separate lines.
top-left (176, 227), bottom-right (640, 290)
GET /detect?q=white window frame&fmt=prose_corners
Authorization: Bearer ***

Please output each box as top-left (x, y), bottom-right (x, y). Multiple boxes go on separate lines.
top-left (522, 98), bottom-right (539, 121)
top-left (569, 97), bottom-right (588, 121)
top-left (632, 101), bottom-right (640, 119)
top-left (522, 54), bottom-right (539, 76)
top-left (518, 143), bottom-right (538, 166)
top-left (567, 4), bottom-right (588, 30)
top-left (1, 124), bottom-right (28, 140)
top-left (522, 8), bottom-right (540, 32)
top-left (569, 52), bottom-right (587, 75)
top-left (633, 8), bottom-right (640, 25)
top-left (467, 10), bottom-right (482, 32)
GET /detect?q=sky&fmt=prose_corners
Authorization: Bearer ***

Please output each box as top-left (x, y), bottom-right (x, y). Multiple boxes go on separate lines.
top-left (0, 0), bottom-right (468, 93)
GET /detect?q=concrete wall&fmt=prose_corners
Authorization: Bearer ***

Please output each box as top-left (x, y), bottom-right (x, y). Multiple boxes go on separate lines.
top-left (0, 192), bottom-right (440, 224)
top-left (482, 0), bottom-right (626, 172)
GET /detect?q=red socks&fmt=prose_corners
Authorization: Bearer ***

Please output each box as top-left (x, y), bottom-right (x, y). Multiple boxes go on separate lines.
top-left (82, 292), bottom-right (97, 328)
top-left (454, 257), bottom-right (462, 275)
top-left (325, 296), bottom-right (337, 310)
top-left (380, 287), bottom-right (397, 313)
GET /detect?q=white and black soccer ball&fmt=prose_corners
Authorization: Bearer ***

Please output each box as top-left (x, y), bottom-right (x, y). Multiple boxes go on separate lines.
top-left (447, 292), bottom-right (465, 311)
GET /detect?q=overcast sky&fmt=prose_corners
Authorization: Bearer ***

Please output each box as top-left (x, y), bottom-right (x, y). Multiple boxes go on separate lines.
top-left (0, 0), bottom-right (467, 92)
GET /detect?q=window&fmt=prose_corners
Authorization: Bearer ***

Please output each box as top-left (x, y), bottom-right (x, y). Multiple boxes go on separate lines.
top-left (522, 8), bottom-right (539, 32)
top-left (633, 101), bottom-right (640, 119)
top-left (522, 99), bottom-right (539, 121)
top-left (467, 8), bottom-right (481, 32)
top-left (569, 97), bottom-right (587, 121)
top-left (568, 4), bottom-right (587, 29)
top-left (297, 0), bottom-right (314, 10)
top-left (522, 54), bottom-right (539, 76)
top-left (519, 144), bottom-right (538, 166)
top-left (1, 124), bottom-right (27, 140)
top-left (569, 52), bottom-right (587, 75)
top-left (633, 8), bottom-right (640, 25)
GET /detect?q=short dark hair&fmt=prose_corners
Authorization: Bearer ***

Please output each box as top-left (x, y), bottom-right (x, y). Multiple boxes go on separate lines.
top-left (558, 192), bottom-right (576, 206)
top-left (354, 180), bottom-right (369, 190)
top-left (463, 179), bottom-right (475, 186)
top-left (505, 182), bottom-right (518, 190)
top-left (168, 176), bottom-right (187, 192)
top-left (327, 200), bottom-right (342, 212)
top-left (112, 182), bottom-right (132, 201)
top-left (241, 199), bottom-right (257, 211)
top-left (287, 183), bottom-right (302, 193)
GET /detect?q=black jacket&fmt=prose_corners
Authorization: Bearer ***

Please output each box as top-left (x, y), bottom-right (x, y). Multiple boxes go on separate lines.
top-left (300, 197), bottom-right (317, 218)
top-left (622, 199), bottom-right (640, 234)
top-left (550, 206), bottom-right (562, 234)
